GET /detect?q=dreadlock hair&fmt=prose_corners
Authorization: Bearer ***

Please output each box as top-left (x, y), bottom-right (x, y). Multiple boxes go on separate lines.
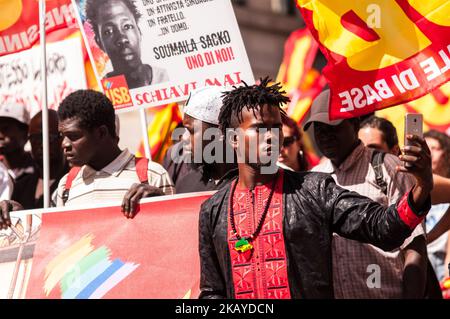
top-left (85, 0), bottom-right (142, 39)
top-left (218, 77), bottom-right (290, 135)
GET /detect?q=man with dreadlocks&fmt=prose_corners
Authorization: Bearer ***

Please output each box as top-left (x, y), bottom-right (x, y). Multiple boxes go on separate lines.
top-left (85, 0), bottom-right (168, 89)
top-left (198, 78), bottom-right (434, 299)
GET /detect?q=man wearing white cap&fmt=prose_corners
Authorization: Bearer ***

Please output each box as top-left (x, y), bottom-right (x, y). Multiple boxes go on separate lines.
top-left (174, 86), bottom-right (237, 193)
top-left (0, 103), bottom-right (34, 183)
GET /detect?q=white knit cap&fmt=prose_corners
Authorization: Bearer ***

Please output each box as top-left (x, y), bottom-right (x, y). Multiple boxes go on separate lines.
top-left (183, 86), bottom-right (224, 125)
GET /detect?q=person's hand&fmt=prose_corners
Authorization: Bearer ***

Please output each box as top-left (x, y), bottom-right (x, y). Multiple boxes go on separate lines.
top-left (398, 135), bottom-right (433, 190)
top-left (0, 200), bottom-right (24, 230)
top-left (121, 183), bottom-right (165, 219)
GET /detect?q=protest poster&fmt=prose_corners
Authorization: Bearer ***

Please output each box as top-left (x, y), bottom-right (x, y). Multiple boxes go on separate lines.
top-left (72, 0), bottom-right (254, 111)
top-left (297, 0), bottom-right (450, 120)
top-left (0, 0), bottom-right (76, 57)
top-left (0, 37), bottom-right (87, 117)
top-left (14, 191), bottom-right (213, 299)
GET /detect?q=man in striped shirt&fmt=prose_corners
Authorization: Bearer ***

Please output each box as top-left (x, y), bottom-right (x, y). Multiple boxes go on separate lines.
top-left (54, 90), bottom-right (175, 218)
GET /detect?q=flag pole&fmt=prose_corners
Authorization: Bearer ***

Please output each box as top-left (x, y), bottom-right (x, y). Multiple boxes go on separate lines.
top-left (139, 108), bottom-right (152, 160)
top-left (40, 0), bottom-right (50, 208)
top-left (7, 222), bottom-right (31, 299)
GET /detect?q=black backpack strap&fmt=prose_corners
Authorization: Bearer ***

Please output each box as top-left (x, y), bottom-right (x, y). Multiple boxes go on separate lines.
top-left (371, 150), bottom-right (388, 195)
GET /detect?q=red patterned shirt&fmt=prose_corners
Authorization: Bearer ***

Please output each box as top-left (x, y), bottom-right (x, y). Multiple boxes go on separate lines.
top-left (227, 170), bottom-right (291, 299)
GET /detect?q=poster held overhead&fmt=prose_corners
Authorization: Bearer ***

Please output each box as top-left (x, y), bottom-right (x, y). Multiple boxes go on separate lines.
top-left (72, 0), bottom-right (254, 111)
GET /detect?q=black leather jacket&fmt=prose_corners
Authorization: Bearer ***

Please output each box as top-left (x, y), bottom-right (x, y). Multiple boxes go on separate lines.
top-left (199, 169), bottom-right (430, 299)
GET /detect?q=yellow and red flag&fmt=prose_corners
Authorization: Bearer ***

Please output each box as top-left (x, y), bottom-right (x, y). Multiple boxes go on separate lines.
top-left (0, 0), bottom-right (98, 91)
top-left (136, 103), bottom-right (183, 164)
top-left (0, 0), bottom-right (76, 56)
top-left (276, 28), bottom-right (327, 124)
top-left (276, 28), bottom-right (326, 162)
top-left (297, 0), bottom-right (450, 120)
top-left (287, 69), bottom-right (327, 124)
top-left (277, 28), bottom-right (319, 94)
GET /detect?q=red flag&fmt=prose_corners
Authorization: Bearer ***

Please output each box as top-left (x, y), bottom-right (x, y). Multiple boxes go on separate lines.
top-left (287, 69), bottom-right (327, 124)
top-left (26, 192), bottom-right (213, 299)
top-left (297, 0), bottom-right (450, 120)
top-left (136, 103), bottom-right (183, 163)
top-left (276, 28), bottom-right (327, 125)
top-left (277, 28), bottom-right (319, 94)
top-left (0, 0), bottom-right (98, 101)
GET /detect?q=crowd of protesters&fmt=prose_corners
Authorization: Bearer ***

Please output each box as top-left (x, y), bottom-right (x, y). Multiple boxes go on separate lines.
top-left (0, 77), bottom-right (449, 298)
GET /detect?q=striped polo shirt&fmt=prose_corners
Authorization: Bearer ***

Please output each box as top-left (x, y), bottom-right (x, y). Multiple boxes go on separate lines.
top-left (56, 149), bottom-right (175, 207)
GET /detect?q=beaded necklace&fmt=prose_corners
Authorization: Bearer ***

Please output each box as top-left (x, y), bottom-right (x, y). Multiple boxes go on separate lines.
top-left (229, 172), bottom-right (279, 253)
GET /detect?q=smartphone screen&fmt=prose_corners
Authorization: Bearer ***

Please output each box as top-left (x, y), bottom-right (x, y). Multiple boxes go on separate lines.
top-left (404, 113), bottom-right (423, 142)
top-left (404, 113), bottom-right (423, 167)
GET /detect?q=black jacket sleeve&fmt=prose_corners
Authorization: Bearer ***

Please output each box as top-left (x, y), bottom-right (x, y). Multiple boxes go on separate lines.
top-left (317, 175), bottom-right (429, 251)
top-left (198, 201), bottom-right (226, 299)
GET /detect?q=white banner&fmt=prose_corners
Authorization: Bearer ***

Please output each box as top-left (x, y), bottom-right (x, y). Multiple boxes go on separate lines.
top-left (0, 37), bottom-right (87, 118)
top-left (73, 0), bottom-right (254, 112)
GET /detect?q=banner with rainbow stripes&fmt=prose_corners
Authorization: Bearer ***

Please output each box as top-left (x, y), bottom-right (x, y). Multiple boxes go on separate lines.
top-left (25, 192), bottom-right (213, 299)
top-left (43, 234), bottom-right (139, 299)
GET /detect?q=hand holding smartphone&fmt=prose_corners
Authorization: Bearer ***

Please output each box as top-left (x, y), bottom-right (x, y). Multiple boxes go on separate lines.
top-left (404, 113), bottom-right (423, 168)
top-left (399, 113), bottom-right (433, 211)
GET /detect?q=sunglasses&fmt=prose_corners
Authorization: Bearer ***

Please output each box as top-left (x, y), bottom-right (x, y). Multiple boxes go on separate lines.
top-left (282, 136), bottom-right (298, 147)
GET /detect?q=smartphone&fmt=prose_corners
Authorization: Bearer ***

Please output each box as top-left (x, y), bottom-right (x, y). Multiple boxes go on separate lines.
top-left (404, 113), bottom-right (423, 168)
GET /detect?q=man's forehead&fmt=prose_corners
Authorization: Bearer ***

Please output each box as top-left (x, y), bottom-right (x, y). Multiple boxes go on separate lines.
top-left (360, 127), bottom-right (385, 142)
top-left (240, 104), bottom-right (280, 121)
top-left (0, 117), bottom-right (19, 126)
top-left (314, 119), bottom-right (348, 130)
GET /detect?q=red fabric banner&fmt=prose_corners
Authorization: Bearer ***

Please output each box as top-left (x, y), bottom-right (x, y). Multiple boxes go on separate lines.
top-left (26, 192), bottom-right (213, 299)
